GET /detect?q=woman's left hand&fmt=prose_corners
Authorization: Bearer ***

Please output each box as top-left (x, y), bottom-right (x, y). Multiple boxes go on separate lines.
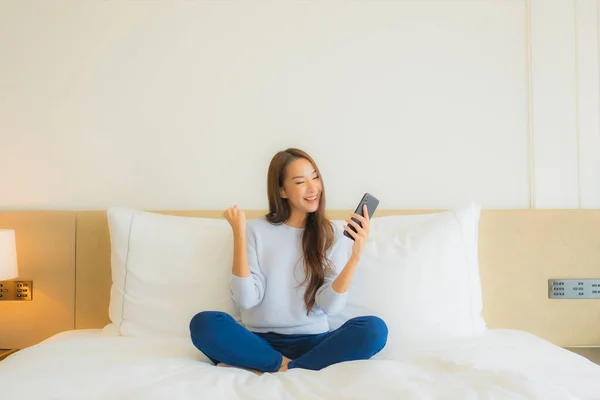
top-left (344, 204), bottom-right (371, 258)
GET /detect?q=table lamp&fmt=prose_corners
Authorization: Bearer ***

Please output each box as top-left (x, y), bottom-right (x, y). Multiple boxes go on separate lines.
top-left (0, 229), bottom-right (18, 280)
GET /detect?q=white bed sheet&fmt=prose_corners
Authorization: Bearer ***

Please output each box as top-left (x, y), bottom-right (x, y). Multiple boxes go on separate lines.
top-left (1, 328), bottom-right (599, 400)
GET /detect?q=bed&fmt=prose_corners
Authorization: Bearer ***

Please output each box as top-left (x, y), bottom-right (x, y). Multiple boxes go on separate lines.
top-left (1, 328), bottom-right (600, 399)
top-left (1, 205), bottom-right (600, 399)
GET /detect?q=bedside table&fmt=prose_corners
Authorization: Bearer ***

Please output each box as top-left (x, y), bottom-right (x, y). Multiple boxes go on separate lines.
top-left (0, 349), bottom-right (18, 361)
top-left (564, 347), bottom-right (600, 365)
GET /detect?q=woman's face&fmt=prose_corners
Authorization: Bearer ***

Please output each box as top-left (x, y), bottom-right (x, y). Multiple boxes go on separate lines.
top-left (280, 157), bottom-right (322, 215)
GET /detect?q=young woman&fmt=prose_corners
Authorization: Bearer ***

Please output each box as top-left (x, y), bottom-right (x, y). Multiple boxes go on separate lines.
top-left (189, 148), bottom-right (387, 374)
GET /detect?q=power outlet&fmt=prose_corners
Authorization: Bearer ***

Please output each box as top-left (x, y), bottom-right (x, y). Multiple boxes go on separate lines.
top-left (0, 281), bottom-right (33, 301)
top-left (548, 279), bottom-right (600, 299)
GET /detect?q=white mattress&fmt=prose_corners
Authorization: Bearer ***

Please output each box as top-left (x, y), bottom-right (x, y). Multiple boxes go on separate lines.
top-left (1, 328), bottom-right (599, 399)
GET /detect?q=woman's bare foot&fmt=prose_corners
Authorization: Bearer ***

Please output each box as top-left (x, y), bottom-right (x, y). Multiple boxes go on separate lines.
top-left (216, 362), bottom-right (263, 376)
top-left (214, 356), bottom-right (291, 375)
top-left (279, 356), bottom-right (292, 372)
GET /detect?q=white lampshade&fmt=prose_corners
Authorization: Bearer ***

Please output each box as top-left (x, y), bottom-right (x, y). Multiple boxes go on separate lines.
top-left (0, 229), bottom-right (18, 280)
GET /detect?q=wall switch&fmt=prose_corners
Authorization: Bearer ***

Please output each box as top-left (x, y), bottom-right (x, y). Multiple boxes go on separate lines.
top-left (548, 279), bottom-right (600, 299)
top-left (0, 281), bottom-right (33, 301)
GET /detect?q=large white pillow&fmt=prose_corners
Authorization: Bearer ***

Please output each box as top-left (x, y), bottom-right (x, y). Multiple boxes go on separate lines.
top-left (328, 203), bottom-right (486, 341)
top-left (105, 207), bottom-right (239, 338)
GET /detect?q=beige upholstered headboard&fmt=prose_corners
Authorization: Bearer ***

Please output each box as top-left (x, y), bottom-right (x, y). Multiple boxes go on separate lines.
top-left (2, 209), bottom-right (600, 349)
top-left (0, 212), bottom-right (76, 349)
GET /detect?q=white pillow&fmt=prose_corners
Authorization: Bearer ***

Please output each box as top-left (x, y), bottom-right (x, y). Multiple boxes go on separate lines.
top-left (328, 203), bottom-right (486, 341)
top-left (105, 207), bottom-right (239, 338)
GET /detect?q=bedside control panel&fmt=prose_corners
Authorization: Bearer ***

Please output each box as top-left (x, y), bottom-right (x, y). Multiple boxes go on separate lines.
top-left (548, 279), bottom-right (600, 299)
top-left (0, 281), bottom-right (33, 301)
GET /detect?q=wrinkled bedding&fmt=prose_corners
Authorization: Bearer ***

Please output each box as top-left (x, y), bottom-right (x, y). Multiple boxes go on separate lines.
top-left (1, 328), bottom-right (599, 399)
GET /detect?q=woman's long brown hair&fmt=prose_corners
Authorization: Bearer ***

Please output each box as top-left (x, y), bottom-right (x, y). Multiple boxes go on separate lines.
top-left (265, 148), bottom-right (335, 314)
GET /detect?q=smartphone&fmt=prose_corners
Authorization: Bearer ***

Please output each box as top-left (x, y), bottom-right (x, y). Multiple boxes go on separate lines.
top-left (343, 192), bottom-right (379, 240)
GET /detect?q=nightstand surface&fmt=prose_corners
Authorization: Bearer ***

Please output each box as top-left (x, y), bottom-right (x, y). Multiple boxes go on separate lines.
top-left (0, 349), bottom-right (19, 361)
top-left (564, 347), bottom-right (600, 365)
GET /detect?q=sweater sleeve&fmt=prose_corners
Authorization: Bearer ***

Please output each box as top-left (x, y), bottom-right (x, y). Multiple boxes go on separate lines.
top-left (315, 225), bottom-right (353, 315)
top-left (229, 223), bottom-right (266, 310)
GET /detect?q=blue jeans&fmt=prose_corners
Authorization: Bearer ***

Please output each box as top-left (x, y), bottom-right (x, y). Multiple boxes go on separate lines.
top-left (189, 311), bottom-right (388, 372)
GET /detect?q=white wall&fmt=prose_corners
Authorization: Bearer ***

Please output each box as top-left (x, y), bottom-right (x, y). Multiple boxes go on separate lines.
top-left (0, 0), bottom-right (598, 211)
